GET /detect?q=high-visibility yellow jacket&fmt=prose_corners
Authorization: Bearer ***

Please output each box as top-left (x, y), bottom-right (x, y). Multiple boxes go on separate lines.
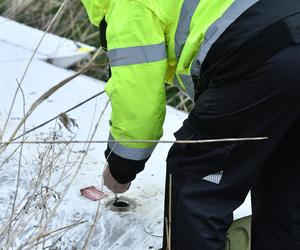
top-left (81, 0), bottom-right (250, 164)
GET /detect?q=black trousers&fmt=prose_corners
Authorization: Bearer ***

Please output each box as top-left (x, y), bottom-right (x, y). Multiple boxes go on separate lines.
top-left (161, 44), bottom-right (300, 250)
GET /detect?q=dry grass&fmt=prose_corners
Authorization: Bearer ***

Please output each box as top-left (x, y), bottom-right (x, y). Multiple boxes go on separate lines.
top-left (0, 0), bottom-right (99, 46)
top-left (0, 2), bottom-right (111, 248)
top-left (0, 74), bottom-right (109, 249)
top-left (0, 76), bottom-right (109, 249)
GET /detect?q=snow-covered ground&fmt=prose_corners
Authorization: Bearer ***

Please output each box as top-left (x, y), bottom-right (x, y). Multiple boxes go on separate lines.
top-left (0, 17), bottom-right (251, 249)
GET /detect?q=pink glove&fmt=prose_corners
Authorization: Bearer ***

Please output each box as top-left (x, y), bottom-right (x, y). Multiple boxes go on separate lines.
top-left (103, 166), bottom-right (131, 194)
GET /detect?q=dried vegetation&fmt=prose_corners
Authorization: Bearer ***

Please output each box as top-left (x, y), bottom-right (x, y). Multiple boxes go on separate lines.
top-left (0, 1), bottom-right (110, 248)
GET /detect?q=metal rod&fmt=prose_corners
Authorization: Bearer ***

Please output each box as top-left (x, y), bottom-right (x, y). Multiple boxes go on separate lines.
top-left (0, 137), bottom-right (268, 146)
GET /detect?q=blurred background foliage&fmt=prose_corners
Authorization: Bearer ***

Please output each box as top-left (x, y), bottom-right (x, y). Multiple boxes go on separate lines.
top-left (0, 0), bottom-right (193, 112)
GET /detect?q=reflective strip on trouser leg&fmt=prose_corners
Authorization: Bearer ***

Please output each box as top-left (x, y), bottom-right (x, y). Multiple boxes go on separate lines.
top-left (175, 0), bottom-right (200, 59)
top-left (202, 171), bottom-right (224, 184)
top-left (108, 133), bottom-right (156, 161)
top-left (108, 42), bottom-right (167, 67)
top-left (191, 0), bottom-right (260, 76)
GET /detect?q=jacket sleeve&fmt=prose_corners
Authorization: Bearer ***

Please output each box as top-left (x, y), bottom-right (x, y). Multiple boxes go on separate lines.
top-left (104, 1), bottom-right (168, 183)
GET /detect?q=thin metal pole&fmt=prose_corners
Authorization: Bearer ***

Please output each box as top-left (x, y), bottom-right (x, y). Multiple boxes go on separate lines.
top-left (0, 137), bottom-right (268, 145)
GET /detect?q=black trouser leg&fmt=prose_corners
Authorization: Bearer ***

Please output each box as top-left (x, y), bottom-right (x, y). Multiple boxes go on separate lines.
top-left (161, 44), bottom-right (300, 250)
top-left (251, 118), bottom-right (300, 250)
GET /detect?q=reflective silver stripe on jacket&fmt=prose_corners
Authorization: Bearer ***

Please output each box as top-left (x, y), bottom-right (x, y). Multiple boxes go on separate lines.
top-left (108, 42), bottom-right (167, 67)
top-left (108, 133), bottom-right (156, 161)
top-left (175, 0), bottom-right (200, 59)
top-left (191, 0), bottom-right (260, 76)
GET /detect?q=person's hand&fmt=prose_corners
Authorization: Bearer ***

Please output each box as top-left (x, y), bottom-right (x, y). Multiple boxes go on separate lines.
top-left (103, 165), bottom-right (131, 194)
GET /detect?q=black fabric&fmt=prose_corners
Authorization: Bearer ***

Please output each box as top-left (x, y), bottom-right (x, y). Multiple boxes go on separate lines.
top-left (199, 0), bottom-right (300, 88)
top-left (251, 120), bottom-right (300, 250)
top-left (161, 44), bottom-right (300, 250)
top-left (99, 19), bottom-right (108, 50)
top-left (99, 19), bottom-right (112, 81)
top-left (104, 146), bottom-right (147, 184)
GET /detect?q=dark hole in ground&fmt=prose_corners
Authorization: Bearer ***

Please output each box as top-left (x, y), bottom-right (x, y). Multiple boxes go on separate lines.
top-left (105, 196), bottom-right (137, 212)
top-left (112, 200), bottom-right (130, 208)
